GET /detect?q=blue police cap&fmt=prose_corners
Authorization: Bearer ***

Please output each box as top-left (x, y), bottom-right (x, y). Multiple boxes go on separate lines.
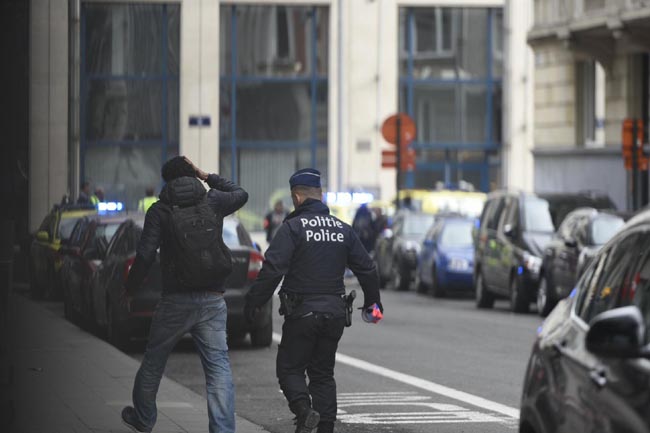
top-left (289, 168), bottom-right (321, 189)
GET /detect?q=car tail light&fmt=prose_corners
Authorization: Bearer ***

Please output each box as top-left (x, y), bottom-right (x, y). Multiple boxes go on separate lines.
top-left (247, 251), bottom-right (264, 280)
top-left (124, 256), bottom-right (136, 281)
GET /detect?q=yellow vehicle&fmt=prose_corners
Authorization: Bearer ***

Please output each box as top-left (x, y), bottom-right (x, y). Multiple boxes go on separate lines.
top-left (397, 188), bottom-right (486, 217)
top-left (30, 204), bottom-right (97, 299)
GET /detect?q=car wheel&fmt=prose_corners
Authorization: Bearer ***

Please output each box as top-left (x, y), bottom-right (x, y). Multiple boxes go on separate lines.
top-left (415, 269), bottom-right (428, 294)
top-left (250, 319), bottom-right (273, 347)
top-left (106, 301), bottom-right (130, 350)
top-left (475, 271), bottom-right (494, 309)
top-left (536, 274), bottom-right (556, 317)
top-left (391, 259), bottom-right (410, 291)
top-left (510, 275), bottom-right (530, 314)
top-left (431, 266), bottom-right (446, 298)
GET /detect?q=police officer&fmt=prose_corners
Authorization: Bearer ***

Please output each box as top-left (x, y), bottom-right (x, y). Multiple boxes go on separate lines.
top-left (244, 168), bottom-right (383, 433)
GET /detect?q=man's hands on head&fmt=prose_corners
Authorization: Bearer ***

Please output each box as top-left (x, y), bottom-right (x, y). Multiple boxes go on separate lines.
top-left (184, 157), bottom-right (209, 181)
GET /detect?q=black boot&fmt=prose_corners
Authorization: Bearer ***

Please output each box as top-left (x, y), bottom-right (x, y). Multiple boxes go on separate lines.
top-left (317, 421), bottom-right (334, 433)
top-left (291, 401), bottom-right (320, 433)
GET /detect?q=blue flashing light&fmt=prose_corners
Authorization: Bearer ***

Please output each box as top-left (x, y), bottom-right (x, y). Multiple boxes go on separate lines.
top-left (97, 202), bottom-right (124, 213)
top-left (474, 219), bottom-right (480, 229)
top-left (569, 287), bottom-right (577, 299)
top-left (537, 326), bottom-right (543, 335)
top-left (517, 266), bottom-right (524, 275)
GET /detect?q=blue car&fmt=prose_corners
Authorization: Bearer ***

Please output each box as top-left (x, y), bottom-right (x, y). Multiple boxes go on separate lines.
top-left (416, 216), bottom-right (475, 297)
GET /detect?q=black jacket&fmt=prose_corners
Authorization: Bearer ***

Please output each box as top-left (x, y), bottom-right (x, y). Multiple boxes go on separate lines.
top-left (246, 199), bottom-right (380, 316)
top-left (125, 174), bottom-right (248, 295)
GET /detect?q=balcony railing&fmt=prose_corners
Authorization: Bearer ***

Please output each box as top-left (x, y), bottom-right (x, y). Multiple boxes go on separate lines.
top-left (533, 0), bottom-right (649, 28)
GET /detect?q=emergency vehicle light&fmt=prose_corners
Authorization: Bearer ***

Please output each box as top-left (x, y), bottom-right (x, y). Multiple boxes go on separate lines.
top-left (97, 201), bottom-right (124, 212)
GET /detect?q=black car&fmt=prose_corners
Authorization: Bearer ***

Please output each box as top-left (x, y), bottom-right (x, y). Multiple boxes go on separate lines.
top-left (536, 208), bottom-right (624, 317)
top-left (520, 209), bottom-right (650, 433)
top-left (374, 210), bottom-right (435, 291)
top-left (60, 214), bottom-right (127, 326)
top-left (87, 216), bottom-right (271, 349)
top-left (538, 191), bottom-right (617, 229)
top-left (29, 204), bottom-right (96, 299)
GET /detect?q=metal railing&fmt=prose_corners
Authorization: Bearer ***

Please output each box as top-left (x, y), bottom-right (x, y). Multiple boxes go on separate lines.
top-left (534, 0), bottom-right (650, 28)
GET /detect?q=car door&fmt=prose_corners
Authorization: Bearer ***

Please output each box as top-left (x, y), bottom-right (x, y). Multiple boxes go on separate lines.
top-left (581, 229), bottom-right (650, 433)
top-left (557, 232), bottom-right (645, 433)
top-left (553, 214), bottom-right (580, 296)
top-left (419, 221), bottom-right (441, 286)
top-left (495, 197), bottom-right (519, 292)
top-left (482, 197), bottom-right (506, 290)
top-left (63, 218), bottom-right (90, 315)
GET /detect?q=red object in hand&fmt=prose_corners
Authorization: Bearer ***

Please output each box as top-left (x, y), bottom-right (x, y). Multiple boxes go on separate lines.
top-left (362, 303), bottom-right (383, 324)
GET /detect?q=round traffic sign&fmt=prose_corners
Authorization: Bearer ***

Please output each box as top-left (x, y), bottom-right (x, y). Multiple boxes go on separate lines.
top-left (381, 113), bottom-right (416, 147)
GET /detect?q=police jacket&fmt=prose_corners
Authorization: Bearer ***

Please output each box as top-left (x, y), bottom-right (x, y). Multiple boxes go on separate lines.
top-left (125, 175), bottom-right (248, 295)
top-left (246, 198), bottom-right (380, 317)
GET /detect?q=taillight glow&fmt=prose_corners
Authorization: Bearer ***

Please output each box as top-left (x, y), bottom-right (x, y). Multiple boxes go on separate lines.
top-left (124, 256), bottom-right (136, 281)
top-left (247, 251), bottom-right (264, 280)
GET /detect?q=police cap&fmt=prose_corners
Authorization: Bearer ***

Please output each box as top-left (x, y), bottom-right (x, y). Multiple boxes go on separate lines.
top-left (289, 168), bottom-right (321, 189)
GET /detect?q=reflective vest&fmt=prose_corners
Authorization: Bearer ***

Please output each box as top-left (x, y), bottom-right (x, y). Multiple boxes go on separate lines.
top-left (90, 195), bottom-right (100, 206)
top-left (138, 196), bottom-right (157, 213)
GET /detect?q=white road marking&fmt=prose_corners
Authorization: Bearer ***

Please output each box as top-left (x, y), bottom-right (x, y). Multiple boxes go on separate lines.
top-left (272, 332), bottom-right (519, 419)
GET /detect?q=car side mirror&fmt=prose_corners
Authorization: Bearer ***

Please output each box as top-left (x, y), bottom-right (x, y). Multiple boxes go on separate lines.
top-left (503, 224), bottom-right (517, 238)
top-left (564, 238), bottom-right (577, 248)
top-left (36, 231), bottom-right (49, 243)
top-left (586, 306), bottom-right (647, 358)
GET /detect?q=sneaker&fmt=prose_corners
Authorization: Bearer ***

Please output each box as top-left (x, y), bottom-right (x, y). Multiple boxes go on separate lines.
top-left (121, 406), bottom-right (151, 433)
top-left (295, 407), bottom-right (320, 433)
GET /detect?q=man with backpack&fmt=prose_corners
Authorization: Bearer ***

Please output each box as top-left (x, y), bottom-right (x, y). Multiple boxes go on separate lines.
top-left (121, 156), bottom-right (248, 433)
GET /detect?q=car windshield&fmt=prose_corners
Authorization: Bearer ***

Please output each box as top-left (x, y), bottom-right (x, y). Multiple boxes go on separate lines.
top-left (95, 223), bottom-right (121, 243)
top-left (523, 198), bottom-right (554, 233)
top-left (223, 221), bottom-right (241, 247)
top-left (439, 221), bottom-right (474, 248)
top-left (58, 218), bottom-right (81, 240)
top-left (591, 216), bottom-right (624, 245)
top-left (403, 214), bottom-right (435, 236)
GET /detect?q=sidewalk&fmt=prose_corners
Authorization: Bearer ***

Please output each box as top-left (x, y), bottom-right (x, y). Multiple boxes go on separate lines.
top-left (8, 292), bottom-right (270, 433)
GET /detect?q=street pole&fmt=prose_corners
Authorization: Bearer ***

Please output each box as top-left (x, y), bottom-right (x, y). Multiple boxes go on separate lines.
top-left (396, 115), bottom-right (402, 209)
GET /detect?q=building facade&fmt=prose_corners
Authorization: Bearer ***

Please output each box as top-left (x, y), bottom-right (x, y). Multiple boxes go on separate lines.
top-left (30, 0), bottom-right (533, 232)
top-left (528, 0), bottom-right (650, 210)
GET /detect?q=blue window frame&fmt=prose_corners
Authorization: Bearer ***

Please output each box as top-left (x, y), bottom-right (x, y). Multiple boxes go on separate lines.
top-left (399, 7), bottom-right (502, 192)
top-left (80, 4), bottom-right (180, 210)
top-left (220, 5), bottom-right (329, 229)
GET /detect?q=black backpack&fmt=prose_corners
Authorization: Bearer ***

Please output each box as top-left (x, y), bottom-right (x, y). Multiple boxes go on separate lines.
top-left (169, 199), bottom-right (233, 290)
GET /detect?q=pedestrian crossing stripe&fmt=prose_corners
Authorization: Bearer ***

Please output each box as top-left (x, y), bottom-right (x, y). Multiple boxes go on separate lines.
top-left (336, 392), bottom-right (513, 426)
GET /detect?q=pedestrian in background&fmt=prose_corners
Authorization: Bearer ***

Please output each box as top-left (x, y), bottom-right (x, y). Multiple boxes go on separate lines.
top-left (138, 187), bottom-right (157, 213)
top-left (77, 181), bottom-right (91, 204)
top-left (244, 168), bottom-right (383, 433)
top-left (352, 203), bottom-right (374, 253)
top-left (91, 187), bottom-right (105, 206)
top-left (121, 156), bottom-right (248, 433)
top-left (264, 199), bottom-right (288, 242)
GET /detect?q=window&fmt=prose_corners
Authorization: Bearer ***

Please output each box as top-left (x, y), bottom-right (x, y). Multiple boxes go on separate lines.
top-left (486, 198), bottom-right (505, 231)
top-left (522, 198), bottom-right (554, 233)
top-left (502, 198), bottom-right (520, 232)
top-left (440, 221), bottom-right (474, 247)
top-left (576, 60), bottom-right (605, 147)
top-left (80, 4), bottom-right (180, 211)
top-left (590, 216), bottom-right (624, 246)
top-left (579, 232), bottom-right (645, 324)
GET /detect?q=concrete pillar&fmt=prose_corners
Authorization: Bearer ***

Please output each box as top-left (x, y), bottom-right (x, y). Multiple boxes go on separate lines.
top-left (180, 0), bottom-right (220, 175)
top-left (29, 0), bottom-right (68, 232)
top-left (503, 0), bottom-right (534, 192)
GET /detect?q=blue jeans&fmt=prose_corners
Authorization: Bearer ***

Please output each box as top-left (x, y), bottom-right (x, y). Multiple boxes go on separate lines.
top-left (132, 292), bottom-right (235, 433)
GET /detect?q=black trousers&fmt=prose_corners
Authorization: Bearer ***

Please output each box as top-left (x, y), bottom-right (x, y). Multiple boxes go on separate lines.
top-left (276, 313), bottom-right (346, 423)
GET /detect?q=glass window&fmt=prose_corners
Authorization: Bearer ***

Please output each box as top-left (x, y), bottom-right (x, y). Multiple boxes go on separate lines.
top-left (486, 198), bottom-right (505, 230)
top-left (69, 219), bottom-right (89, 248)
top-left (58, 217), bottom-right (82, 241)
top-left (580, 232), bottom-right (644, 323)
top-left (522, 198), bottom-right (554, 233)
top-left (81, 4), bottom-right (180, 211)
top-left (590, 215), bottom-right (624, 246)
top-left (630, 241), bottom-right (650, 344)
top-left (439, 221), bottom-right (474, 247)
top-left (404, 214), bottom-right (435, 236)
top-left (223, 220), bottom-right (241, 248)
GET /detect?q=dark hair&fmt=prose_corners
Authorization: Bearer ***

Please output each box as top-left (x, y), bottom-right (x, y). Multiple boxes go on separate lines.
top-left (81, 181), bottom-right (90, 189)
top-left (291, 185), bottom-right (322, 200)
top-left (145, 187), bottom-right (155, 196)
top-left (161, 156), bottom-right (195, 182)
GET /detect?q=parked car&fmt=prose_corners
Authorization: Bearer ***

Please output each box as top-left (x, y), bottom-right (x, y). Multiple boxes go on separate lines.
top-left (30, 204), bottom-right (96, 299)
top-left (60, 214), bottom-right (126, 324)
top-left (474, 192), bottom-right (555, 313)
top-left (87, 216), bottom-right (270, 349)
top-left (538, 191), bottom-right (617, 229)
top-left (374, 210), bottom-right (435, 291)
top-left (519, 209), bottom-right (650, 433)
top-left (537, 208), bottom-right (625, 316)
top-left (416, 215), bottom-right (475, 297)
